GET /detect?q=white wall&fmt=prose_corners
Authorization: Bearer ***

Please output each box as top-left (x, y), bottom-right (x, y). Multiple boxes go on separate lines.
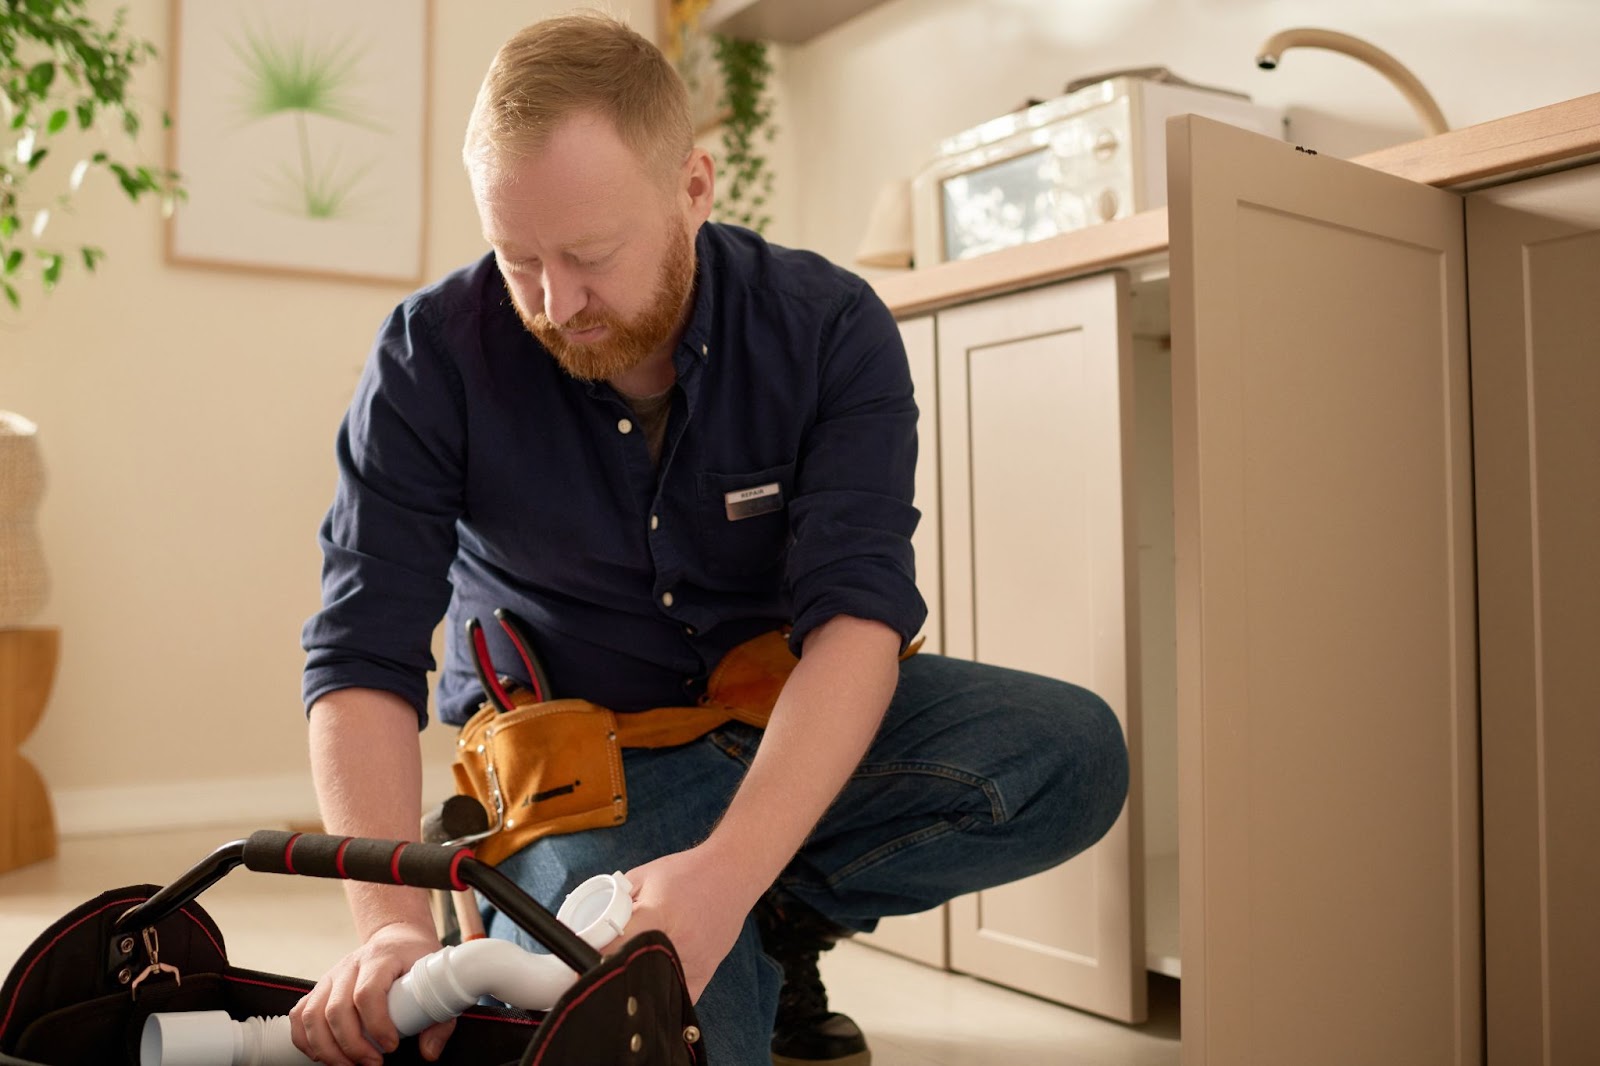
top-left (1, 0), bottom-right (657, 836)
top-left (782, 0), bottom-right (1600, 267)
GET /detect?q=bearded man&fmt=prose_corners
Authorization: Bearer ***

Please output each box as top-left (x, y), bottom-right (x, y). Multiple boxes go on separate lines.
top-left (295, 12), bottom-right (1128, 1066)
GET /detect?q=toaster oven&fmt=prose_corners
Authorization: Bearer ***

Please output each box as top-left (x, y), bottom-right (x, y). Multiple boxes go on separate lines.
top-left (911, 74), bottom-right (1284, 266)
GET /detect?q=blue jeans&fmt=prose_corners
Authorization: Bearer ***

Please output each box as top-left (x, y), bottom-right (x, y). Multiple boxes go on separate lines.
top-left (483, 653), bottom-right (1129, 1066)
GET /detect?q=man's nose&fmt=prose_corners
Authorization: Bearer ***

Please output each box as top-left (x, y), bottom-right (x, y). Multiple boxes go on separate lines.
top-left (541, 265), bottom-right (587, 326)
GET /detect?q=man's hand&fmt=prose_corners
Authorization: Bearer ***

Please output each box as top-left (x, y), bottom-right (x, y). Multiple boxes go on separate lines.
top-left (290, 921), bottom-right (453, 1066)
top-left (621, 846), bottom-right (760, 1001)
top-left (615, 617), bottom-right (901, 1001)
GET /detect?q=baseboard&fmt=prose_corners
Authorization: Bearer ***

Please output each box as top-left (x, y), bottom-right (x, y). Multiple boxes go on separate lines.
top-left (52, 764), bottom-right (459, 838)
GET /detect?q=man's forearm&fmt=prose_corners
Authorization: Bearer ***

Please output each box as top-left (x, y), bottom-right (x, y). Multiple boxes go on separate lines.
top-left (700, 615), bottom-right (902, 902)
top-left (308, 688), bottom-right (436, 941)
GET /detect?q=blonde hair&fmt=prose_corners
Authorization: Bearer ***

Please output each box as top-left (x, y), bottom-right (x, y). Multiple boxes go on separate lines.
top-left (463, 11), bottom-right (694, 181)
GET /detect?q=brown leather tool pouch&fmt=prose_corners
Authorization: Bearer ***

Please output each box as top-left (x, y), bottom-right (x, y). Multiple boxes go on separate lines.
top-left (452, 628), bottom-right (922, 865)
top-left (452, 697), bottom-right (629, 866)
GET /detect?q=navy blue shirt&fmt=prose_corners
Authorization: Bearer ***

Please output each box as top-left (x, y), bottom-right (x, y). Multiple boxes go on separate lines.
top-left (302, 223), bottom-right (926, 727)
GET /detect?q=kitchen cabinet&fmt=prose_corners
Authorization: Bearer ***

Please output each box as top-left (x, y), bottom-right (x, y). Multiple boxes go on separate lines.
top-left (1169, 114), bottom-right (1481, 1066)
top-left (1466, 162), bottom-right (1600, 1066)
top-left (863, 95), bottom-right (1600, 1065)
top-left (935, 273), bottom-right (1148, 1022)
top-left (865, 272), bottom-right (1181, 1018)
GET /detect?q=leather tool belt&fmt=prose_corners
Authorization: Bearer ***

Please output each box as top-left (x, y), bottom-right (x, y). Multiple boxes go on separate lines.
top-left (452, 628), bottom-right (921, 865)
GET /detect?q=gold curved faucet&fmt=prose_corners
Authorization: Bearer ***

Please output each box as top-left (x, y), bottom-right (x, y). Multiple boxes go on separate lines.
top-left (1256, 28), bottom-right (1449, 136)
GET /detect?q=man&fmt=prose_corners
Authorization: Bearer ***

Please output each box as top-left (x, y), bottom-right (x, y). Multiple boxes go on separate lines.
top-left (296, 12), bottom-right (1128, 1066)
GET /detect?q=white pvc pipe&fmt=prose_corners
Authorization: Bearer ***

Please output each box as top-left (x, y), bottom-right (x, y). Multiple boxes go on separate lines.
top-left (140, 872), bottom-right (633, 1066)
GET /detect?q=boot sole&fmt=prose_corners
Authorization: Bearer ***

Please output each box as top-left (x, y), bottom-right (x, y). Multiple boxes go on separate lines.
top-left (772, 1052), bottom-right (871, 1066)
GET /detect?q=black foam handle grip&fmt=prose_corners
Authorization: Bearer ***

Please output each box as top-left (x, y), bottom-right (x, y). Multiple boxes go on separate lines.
top-left (243, 830), bottom-right (472, 892)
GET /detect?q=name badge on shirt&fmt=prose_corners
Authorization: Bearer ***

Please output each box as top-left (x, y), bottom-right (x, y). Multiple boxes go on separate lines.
top-left (725, 482), bottom-right (783, 521)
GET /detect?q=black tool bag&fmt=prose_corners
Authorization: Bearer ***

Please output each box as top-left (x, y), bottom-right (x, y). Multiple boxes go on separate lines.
top-left (0, 831), bottom-right (705, 1065)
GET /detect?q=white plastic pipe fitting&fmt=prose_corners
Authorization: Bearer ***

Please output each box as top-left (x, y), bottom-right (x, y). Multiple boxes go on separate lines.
top-left (140, 871), bottom-right (633, 1066)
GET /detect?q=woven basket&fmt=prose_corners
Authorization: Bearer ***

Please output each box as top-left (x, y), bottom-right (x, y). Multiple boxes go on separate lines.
top-left (0, 411), bottom-right (48, 627)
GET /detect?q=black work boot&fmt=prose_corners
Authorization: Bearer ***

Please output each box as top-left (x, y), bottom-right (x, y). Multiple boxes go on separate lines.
top-left (754, 890), bottom-right (871, 1066)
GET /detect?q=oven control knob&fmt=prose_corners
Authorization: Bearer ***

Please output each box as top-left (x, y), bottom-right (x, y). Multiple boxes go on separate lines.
top-left (1097, 187), bottom-right (1120, 221)
top-left (1092, 128), bottom-right (1119, 161)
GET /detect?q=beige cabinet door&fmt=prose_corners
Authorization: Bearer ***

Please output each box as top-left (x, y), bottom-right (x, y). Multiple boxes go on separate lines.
top-left (857, 314), bottom-right (949, 970)
top-left (936, 272), bottom-right (1147, 1023)
top-left (1467, 163), bottom-right (1600, 1066)
top-left (1168, 115), bottom-right (1480, 1066)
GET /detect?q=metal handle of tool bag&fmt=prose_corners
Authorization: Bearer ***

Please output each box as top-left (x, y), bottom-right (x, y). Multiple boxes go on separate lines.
top-left (113, 830), bottom-right (603, 975)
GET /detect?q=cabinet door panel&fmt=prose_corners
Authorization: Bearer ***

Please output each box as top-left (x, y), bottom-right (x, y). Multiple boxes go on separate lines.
top-left (1468, 164), bottom-right (1600, 1066)
top-left (938, 272), bottom-right (1146, 1023)
top-left (1168, 115), bottom-right (1479, 1066)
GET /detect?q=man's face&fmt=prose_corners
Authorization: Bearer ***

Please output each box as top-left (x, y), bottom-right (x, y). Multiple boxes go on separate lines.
top-left (473, 114), bottom-right (698, 382)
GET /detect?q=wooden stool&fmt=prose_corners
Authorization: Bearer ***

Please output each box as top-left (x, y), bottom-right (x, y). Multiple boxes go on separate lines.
top-left (1, 627), bottom-right (59, 873)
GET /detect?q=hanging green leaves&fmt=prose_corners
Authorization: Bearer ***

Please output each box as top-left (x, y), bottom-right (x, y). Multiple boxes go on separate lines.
top-left (711, 35), bottom-right (775, 235)
top-left (2, 0), bottom-right (184, 309)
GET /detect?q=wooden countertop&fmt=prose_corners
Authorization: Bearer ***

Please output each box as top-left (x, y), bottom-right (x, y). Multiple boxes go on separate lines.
top-left (874, 92), bottom-right (1600, 317)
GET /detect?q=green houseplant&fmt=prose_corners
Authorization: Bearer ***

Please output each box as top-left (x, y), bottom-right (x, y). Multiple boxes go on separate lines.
top-left (1, 0), bottom-right (182, 310)
top-left (664, 1), bottom-right (776, 236)
top-left (710, 34), bottom-right (774, 234)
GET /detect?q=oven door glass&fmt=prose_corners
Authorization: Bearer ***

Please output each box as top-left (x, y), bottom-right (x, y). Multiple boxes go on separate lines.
top-left (940, 145), bottom-right (1062, 262)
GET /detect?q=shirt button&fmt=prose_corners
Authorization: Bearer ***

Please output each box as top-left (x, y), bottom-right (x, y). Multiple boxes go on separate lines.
top-left (701, 344), bottom-right (709, 356)
top-left (617, 418), bottom-right (634, 434)
top-left (661, 591), bottom-right (675, 607)
top-left (683, 624), bottom-right (697, 636)
top-left (650, 514), bottom-right (659, 531)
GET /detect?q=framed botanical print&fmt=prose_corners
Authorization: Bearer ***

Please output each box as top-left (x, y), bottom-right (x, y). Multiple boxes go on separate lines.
top-left (166, 0), bottom-right (431, 285)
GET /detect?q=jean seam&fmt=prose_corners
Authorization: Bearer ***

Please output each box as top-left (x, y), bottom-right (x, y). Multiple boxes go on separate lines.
top-left (707, 730), bottom-right (756, 767)
top-left (818, 813), bottom-right (982, 888)
top-left (850, 760), bottom-right (1009, 823)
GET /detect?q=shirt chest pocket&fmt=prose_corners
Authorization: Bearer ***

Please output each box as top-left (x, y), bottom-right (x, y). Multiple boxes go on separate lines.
top-left (695, 463), bottom-right (796, 579)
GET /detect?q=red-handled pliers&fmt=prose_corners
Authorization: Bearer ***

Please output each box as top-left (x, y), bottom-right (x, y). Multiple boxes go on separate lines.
top-left (465, 609), bottom-right (553, 713)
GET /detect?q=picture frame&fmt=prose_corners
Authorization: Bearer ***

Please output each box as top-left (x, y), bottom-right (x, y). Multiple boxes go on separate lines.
top-left (165, 0), bottom-right (432, 286)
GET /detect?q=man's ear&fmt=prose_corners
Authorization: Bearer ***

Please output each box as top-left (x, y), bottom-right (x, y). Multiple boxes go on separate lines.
top-left (681, 147), bottom-right (715, 226)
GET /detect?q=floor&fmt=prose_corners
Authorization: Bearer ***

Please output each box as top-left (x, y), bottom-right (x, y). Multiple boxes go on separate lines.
top-left (0, 826), bottom-right (1181, 1065)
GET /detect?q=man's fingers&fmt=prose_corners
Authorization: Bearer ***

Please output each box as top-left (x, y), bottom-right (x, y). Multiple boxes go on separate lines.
top-left (352, 959), bottom-right (403, 1052)
top-left (300, 995), bottom-right (359, 1066)
top-left (419, 1019), bottom-right (457, 1062)
top-left (287, 990), bottom-right (317, 1058)
top-left (321, 964), bottom-right (379, 1066)
top-left (295, 979), bottom-right (358, 1066)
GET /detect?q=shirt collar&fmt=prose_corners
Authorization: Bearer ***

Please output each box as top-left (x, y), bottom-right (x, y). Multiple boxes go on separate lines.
top-left (672, 224), bottom-right (717, 379)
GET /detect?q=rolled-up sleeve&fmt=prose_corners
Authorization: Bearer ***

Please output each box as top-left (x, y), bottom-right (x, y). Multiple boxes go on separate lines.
top-left (786, 281), bottom-right (927, 656)
top-left (301, 303), bottom-right (467, 726)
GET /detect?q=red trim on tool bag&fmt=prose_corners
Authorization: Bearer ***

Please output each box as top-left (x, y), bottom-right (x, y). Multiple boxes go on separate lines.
top-left (0, 897), bottom-right (146, 1041)
top-left (224, 973), bottom-right (313, 996)
top-left (448, 848), bottom-right (473, 892)
top-left (389, 843), bottom-right (407, 884)
top-left (180, 906), bottom-right (226, 960)
top-left (335, 838), bottom-right (352, 880)
top-left (528, 944), bottom-right (699, 1066)
top-left (460, 1006), bottom-right (539, 1025)
top-left (283, 832), bottom-right (303, 875)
